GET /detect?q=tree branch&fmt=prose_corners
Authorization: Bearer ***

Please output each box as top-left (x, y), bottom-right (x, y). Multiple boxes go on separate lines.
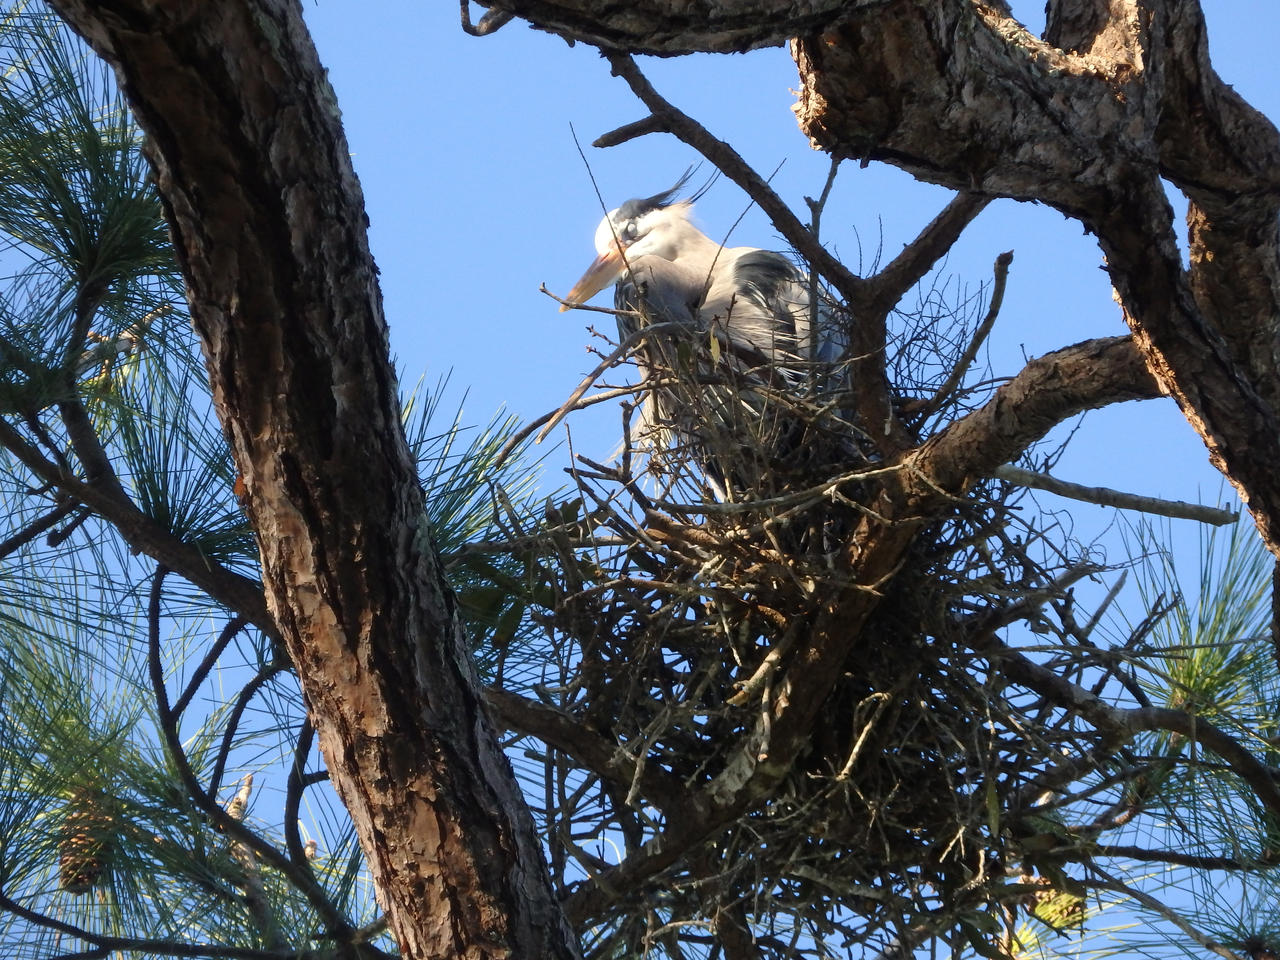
top-left (994, 464), bottom-right (1237, 526)
top-left (284, 718), bottom-right (319, 874)
top-left (173, 614), bottom-right (252, 717)
top-left (906, 251), bottom-right (1012, 422)
top-left (915, 336), bottom-right (1161, 493)
top-left (965, 625), bottom-right (1280, 816)
top-left (1089, 864), bottom-right (1244, 960)
top-left (483, 0), bottom-right (847, 54)
top-left (864, 193), bottom-right (993, 315)
top-left (0, 499), bottom-right (78, 559)
top-left (146, 564), bottom-right (353, 940)
top-left (485, 687), bottom-right (687, 813)
top-left (787, 0), bottom-right (1280, 553)
top-left (0, 416), bottom-right (277, 638)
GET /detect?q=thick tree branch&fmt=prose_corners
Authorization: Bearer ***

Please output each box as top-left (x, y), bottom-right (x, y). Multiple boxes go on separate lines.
top-left (787, 0), bottom-right (1280, 552)
top-left (481, 0), bottom-right (847, 54)
top-left (914, 336), bottom-right (1161, 492)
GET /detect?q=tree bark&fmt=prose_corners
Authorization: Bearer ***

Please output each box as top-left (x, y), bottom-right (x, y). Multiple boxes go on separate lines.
top-left (46, 2), bottom-right (579, 957)
top-left (789, 0), bottom-right (1280, 552)
top-left (483, 0), bottom-right (847, 54)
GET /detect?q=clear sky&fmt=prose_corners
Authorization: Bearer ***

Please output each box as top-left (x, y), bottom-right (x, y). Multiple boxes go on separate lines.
top-left (299, 1), bottom-right (1276, 572)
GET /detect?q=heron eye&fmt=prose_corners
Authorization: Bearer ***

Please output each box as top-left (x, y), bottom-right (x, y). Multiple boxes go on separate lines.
top-left (621, 221), bottom-right (639, 243)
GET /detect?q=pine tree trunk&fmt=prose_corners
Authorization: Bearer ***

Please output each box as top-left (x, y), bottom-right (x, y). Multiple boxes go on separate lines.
top-left (46, 2), bottom-right (580, 957)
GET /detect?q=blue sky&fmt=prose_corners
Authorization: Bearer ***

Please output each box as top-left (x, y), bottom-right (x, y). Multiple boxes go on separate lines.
top-left (300, 2), bottom-right (1276, 565)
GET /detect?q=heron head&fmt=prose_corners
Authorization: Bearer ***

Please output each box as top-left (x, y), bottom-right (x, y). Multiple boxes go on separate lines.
top-left (560, 173), bottom-right (698, 312)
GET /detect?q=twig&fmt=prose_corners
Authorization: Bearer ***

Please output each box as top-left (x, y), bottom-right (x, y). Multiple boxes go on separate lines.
top-left (994, 464), bottom-right (1237, 525)
top-left (907, 251), bottom-right (1013, 420)
top-left (805, 157), bottom-right (841, 350)
top-left (534, 320), bottom-right (690, 444)
top-left (540, 281), bottom-right (628, 315)
top-left (1090, 864), bottom-right (1243, 960)
top-left (44, 506), bottom-right (91, 547)
top-left (1079, 569), bottom-right (1127, 641)
top-left (967, 625), bottom-right (1280, 815)
top-left (649, 461), bottom-right (901, 516)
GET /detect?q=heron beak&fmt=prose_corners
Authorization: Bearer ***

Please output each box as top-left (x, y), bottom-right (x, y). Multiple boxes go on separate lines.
top-left (560, 246), bottom-right (624, 312)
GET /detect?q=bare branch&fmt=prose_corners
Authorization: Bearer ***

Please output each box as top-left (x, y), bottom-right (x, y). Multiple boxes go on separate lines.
top-left (994, 464), bottom-right (1237, 526)
top-left (593, 115), bottom-right (667, 148)
top-left (916, 336), bottom-right (1161, 492)
top-left (1090, 864), bottom-right (1244, 960)
top-left (906, 250), bottom-right (1012, 421)
top-left (966, 625), bottom-right (1280, 816)
top-left (209, 660), bottom-right (292, 800)
top-left (865, 193), bottom-right (993, 315)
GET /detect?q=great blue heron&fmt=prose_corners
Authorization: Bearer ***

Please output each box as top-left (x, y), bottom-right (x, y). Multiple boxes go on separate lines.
top-left (560, 176), bottom-right (841, 495)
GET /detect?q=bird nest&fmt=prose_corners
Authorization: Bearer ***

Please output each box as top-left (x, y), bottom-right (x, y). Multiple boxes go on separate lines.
top-left (501, 320), bottom-right (1109, 954)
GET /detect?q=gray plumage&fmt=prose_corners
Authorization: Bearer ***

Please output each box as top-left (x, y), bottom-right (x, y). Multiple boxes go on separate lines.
top-left (562, 177), bottom-right (842, 492)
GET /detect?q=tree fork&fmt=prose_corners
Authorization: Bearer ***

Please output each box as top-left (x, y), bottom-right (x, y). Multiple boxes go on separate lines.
top-left (789, 0), bottom-right (1280, 553)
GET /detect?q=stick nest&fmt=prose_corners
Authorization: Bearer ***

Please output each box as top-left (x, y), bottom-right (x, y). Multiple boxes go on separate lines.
top-left (496, 316), bottom-right (1121, 956)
